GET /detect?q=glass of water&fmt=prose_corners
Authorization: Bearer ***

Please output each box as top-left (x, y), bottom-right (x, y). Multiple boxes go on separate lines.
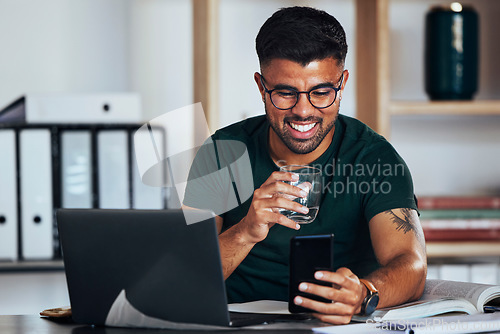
top-left (278, 165), bottom-right (322, 224)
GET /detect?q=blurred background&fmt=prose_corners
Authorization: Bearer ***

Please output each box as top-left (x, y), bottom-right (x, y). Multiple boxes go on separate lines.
top-left (1, 0), bottom-right (499, 196)
top-left (0, 0), bottom-right (499, 315)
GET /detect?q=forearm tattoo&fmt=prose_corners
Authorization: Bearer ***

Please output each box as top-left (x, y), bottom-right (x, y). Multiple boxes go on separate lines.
top-left (386, 208), bottom-right (418, 234)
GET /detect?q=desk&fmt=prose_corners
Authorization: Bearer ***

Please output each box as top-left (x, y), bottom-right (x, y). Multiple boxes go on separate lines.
top-left (0, 315), bottom-right (319, 333)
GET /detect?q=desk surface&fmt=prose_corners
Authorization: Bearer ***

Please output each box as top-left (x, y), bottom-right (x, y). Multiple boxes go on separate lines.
top-left (0, 315), bottom-right (319, 333)
top-left (5, 314), bottom-right (500, 333)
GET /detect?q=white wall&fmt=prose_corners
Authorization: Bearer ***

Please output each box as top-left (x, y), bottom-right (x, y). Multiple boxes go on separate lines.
top-left (128, 0), bottom-right (194, 207)
top-left (0, 0), bottom-right (130, 108)
top-left (128, 0), bottom-right (193, 122)
top-left (0, 0), bottom-right (194, 120)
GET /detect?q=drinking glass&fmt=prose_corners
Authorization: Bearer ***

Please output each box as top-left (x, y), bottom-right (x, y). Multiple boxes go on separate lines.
top-left (278, 165), bottom-right (322, 224)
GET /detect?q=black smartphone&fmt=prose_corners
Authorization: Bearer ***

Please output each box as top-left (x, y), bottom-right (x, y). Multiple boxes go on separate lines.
top-left (289, 234), bottom-right (334, 313)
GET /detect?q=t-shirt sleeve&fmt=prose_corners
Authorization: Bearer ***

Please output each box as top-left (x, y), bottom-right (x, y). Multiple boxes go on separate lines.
top-left (182, 136), bottom-right (254, 217)
top-left (357, 140), bottom-right (418, 222)
top-left (182, 137), bottom-right (233, 215)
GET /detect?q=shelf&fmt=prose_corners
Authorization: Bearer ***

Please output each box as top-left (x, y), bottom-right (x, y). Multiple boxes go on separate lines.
top-left (0, 260), bottom-right (64, 273)
top-left (390, 100), bottom-right (500, 116)
top-left (355, 0), bottom-right (500, 138)
top-left (426, 241), bottom-right (500, 258)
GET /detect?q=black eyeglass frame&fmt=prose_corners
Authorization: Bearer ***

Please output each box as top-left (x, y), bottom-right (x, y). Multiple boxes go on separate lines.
top-left (259, 72), bottom-right (344, 110)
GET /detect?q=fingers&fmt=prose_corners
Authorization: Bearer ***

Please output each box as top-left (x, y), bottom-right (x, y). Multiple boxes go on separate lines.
top-left (297, 281), bottom-right (358, 306)
top-left (291, 269), bottom-right (364, 324)
top-left (241, 171), bottom-right (310, 241)
top-left (250, 171), bottom-right (310, 229)
top-left (253, 188), bottom-right (308, 216)
top-left (293, 295), bottom-right (355, 318)
top-left (273, 212), bottom-right (301, 231)
top-left (259, 171), bottom-right (313, 201)
top-left (261, 171), bottom-right (299, 186)
top-left (296, 181), bottom-right (312, 192)
top-left (258, 209), bottom-right (301, 230)
top-left (255, 179), bottom-right (309, 201)
top-left (246, 199), bottom-right (301, 231)
top-left (314, 270), bottom-right (359, 291)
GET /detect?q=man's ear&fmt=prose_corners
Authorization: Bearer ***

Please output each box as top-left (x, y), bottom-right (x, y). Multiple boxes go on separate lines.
top-left (338, 69), bottom-right (349, 101)
top-left (341, 69), bottom-right (349, 90)
top-left (254, 72), bottom-right (266, 102)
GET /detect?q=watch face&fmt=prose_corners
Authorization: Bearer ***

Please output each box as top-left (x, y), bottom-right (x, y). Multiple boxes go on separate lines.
top-left (365, 294), bottom-right (379, 315)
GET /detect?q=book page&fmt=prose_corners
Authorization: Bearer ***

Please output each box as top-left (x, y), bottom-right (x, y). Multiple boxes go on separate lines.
top-left (423, 279), bottom-right (500, 310)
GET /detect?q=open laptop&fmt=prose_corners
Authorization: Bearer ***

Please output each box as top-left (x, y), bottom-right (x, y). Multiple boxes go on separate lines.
top-left (57, 209), bottom-right (281, 328)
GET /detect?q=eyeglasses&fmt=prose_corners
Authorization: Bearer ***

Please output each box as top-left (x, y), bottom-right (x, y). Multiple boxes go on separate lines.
top-left (259, 73), bottom-right (344, 110)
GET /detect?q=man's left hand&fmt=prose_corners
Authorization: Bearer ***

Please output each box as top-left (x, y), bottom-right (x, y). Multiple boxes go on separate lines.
top-left (293, 267), bottom-right (365, 325)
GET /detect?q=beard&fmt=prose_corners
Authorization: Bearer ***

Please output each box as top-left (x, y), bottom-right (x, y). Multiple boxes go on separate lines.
top-left (265, 105), bottom-right (337, 155)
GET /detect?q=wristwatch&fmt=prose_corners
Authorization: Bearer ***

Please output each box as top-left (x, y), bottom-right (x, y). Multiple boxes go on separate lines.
top-left (359, 279), bottom-right (379, 315)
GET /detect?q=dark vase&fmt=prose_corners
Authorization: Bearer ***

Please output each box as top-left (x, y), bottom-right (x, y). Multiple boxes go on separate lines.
top-left (424, 4), bottom-right (479, 100)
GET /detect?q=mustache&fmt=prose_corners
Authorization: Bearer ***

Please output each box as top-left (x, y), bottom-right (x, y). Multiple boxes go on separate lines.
top-left (284, 116), bottom-right (323, 123)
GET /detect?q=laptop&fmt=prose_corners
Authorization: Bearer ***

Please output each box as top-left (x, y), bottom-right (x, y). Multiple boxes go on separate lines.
top-left (57, 209), bottom-right (281, 328)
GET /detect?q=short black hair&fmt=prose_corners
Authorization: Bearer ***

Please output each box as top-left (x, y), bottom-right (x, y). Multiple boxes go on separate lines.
top-left (256, 6), bottom-right (348, 68)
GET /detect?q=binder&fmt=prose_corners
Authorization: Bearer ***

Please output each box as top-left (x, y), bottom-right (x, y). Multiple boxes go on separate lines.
top-left (0, 93), bottom-right (142, 124)
top-left (19, 128), bottom-right (53, 260)
top-left (131, 128), bottom-right (166, 209)
top-left (0, 129), bottom-right (18, 260)
top-left (60, 130), bottom-right (93, 208)
top-left (97, 130), bottom-right (130, 209)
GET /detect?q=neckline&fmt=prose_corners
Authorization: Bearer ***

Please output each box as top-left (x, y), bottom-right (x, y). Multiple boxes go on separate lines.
top-left (261, 115), bottom-right (345, 170)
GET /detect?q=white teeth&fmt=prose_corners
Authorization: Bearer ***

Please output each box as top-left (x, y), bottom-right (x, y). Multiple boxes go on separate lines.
top-left (290, 122), bottom-right (316, 132)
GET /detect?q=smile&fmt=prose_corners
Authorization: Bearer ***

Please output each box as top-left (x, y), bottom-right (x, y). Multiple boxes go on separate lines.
top-left (289, 122), bottom-right (317, 133)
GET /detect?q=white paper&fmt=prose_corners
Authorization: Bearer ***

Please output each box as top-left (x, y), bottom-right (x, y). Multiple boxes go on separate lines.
top-left (105, 289), bottom-right (231, 330)
top-left (330, 314), bottom-right (500, 334)
top-left (409, 320), bottom-right (500, 334)
top-left (228, 300), bottom-right (291, 314)
top-left (312, 323), bottom-right (391, 334)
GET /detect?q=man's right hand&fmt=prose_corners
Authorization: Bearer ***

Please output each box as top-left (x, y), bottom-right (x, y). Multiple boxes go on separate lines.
top-left (217, 170), bottom-right (310, 279)
top-left (237, 171), bottom-right (310, 244)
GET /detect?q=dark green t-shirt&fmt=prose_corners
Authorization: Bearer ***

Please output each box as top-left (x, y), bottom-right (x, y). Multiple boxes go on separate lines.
top-left (183, 114), bottom-right (417, 303)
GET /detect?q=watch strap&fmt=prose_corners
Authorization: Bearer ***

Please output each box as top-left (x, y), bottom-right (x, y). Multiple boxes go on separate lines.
top-left (359, 279), bottom-right (378, 295)
top-left (359, 278), bottom-right (379, 315)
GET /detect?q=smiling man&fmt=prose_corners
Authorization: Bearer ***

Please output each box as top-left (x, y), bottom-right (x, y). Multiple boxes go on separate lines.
top-left (183, 6), bottom-right (426, 325)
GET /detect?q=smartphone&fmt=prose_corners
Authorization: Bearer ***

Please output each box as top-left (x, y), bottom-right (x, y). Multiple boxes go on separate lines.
top-left (289, 234), bottom-right (334, 313)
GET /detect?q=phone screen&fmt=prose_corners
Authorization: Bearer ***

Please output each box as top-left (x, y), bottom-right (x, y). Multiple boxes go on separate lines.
top-left (289, 234), bottom-right (334, 313)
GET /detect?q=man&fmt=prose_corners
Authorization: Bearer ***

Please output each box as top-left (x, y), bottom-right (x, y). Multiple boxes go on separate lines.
top-left (183, 6), bottom-right (426, 324)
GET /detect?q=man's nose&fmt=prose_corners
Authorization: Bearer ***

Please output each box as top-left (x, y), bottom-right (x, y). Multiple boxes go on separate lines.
top-left (291, 92), bottom-right (315, 117)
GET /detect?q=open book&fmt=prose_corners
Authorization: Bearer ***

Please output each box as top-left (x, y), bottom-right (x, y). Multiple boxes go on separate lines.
top-left (354, 279), bottom-right (500, 322)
